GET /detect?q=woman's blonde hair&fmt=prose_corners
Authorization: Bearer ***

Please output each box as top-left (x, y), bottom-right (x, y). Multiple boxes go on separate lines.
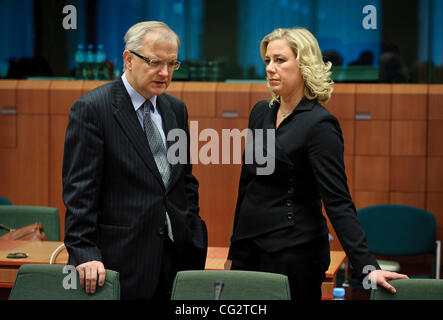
top-left (260, 27), bottom-right (334, 105)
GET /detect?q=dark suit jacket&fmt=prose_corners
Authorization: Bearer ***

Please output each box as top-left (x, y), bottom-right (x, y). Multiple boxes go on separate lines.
top-left (229, 98), bottom-right (379, 280)
top-left (63, 78), bottom-right (207, 300)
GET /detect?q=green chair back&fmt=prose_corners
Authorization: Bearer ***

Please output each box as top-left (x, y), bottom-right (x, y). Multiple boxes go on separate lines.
top-left (357, 204), bottom-right (436, 256)
top-left (0, 205), bottom-right (60, 241)
top-left (9, 264), bottom-right (120, 300)
top-left (371, 279), bottom-right (443, 300)
top-left (171, 270), bottom-right (291, 300)
top-left (0, 196), bottom-right (12, 205)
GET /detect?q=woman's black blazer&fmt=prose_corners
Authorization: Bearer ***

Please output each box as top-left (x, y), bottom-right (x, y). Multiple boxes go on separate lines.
top-left (229, 97), bottom-right (379, 280)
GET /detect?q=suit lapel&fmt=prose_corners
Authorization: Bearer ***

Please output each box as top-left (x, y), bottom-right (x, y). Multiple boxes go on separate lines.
top-left (262, 101), bottom-right (294, 166)
top-left (111, 78), bottom-right (165, 188)
top-left (264, 98), bottom-right (316, 167)
top-left (157, 94), bottom-right (183, 191)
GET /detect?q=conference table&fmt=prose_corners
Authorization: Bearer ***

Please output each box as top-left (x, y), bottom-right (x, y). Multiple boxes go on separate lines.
top-left (0, 240), bottom-right (347, 300)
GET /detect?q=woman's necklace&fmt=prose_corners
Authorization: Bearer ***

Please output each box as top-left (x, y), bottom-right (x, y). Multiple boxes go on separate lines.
top-left (280, 108), bottom-right (293, 118)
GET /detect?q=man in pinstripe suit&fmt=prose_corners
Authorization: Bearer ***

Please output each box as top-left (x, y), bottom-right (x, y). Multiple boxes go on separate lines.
top-left (62, 21), bottom-right (207, 300)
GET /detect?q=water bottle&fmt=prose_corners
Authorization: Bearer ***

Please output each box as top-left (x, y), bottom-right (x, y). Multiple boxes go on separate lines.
top-left (333, 287), bottom-right (345, 300)
top-left (74, 44), bottom-right (85, 79)
top-left (95, 44), bottom-right (108, 80)
top-left (85, 44), bottom-right (95, 80)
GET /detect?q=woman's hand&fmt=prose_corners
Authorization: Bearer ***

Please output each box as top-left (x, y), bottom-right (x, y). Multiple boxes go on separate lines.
top-left (368, 269), bottom-right (409, 294)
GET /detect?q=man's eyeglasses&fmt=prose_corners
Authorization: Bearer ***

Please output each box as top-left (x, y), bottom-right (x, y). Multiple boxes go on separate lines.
top-left (130, 50), bottom-right (181, 71)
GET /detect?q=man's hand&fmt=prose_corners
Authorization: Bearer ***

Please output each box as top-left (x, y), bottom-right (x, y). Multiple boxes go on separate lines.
top-left (76, 261), bottom-right (106, 294)
top-left (368, 269), bottom-right (409, 294)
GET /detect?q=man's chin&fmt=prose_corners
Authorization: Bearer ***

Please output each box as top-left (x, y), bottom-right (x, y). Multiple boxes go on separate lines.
top-left (147, 87), bottom-right (168, 97)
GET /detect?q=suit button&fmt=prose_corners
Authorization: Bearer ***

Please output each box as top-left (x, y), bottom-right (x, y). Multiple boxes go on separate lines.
top-left (289, 177), bottom-right (295, 183)
top-left (287, 213), bottom-right (294, 220)
top-left (288, 164), bottom-right (294, 170)
top-left (158, 227), bottom-right (165, 237)
top-left (286, 200), bottom-right (293, 207)
top-left (288, 187), bottom-right (294, 194)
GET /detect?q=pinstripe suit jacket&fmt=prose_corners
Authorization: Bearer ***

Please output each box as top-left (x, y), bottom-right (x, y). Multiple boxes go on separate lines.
top-left (62, 77), bottom-right (207, 300)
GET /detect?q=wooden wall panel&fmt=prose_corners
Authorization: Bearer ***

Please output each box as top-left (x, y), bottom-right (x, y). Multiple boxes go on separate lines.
top-left (81, 81), bottom-right (109, 95)
top-left (326, 84), bottom-right (356, 120)
top-left (355, 84), bottom-right (391, 120)
top-left (0, 113), bottom-right (17, 149)
top-left (16, 81), bottom-right (50, 206)
top-left (250, 83), bottom-right (270, 110)
top-left (427, 157), bottom-right (443, 192)
top-left (49, 81), bottom-right (83, 115)
top-left (166, 81), bottom-right (184, 100)
top-left (216, 83), bottom-right (250, 118)
top-left (0, 80), bottom-right (18, 104)
top-left (182, 82), bottom-right (217, 118)
top-left (428, 121), bottom-right (443, 156)
top-left (0, 80), bottom-right (18, 149)
top-left (355, 156), bottom-right (390, 191)
top-left (390, 192), bottom-right (426, 209)
top-left (49, 115), bottom-right (69, 240)
top-left (391, 121), bottom-right (427, 156)
top-left (340, 120), bottom-right (354, 155)
top-left (427, 84), bottom-right (443, 247)
top-left (0, 148), bottom-right (19, 204)
top-left (428, 85), bottom-right (443, 120)
top-left (190, 118), bottom-right (248, 247)
top-left (0, 81), bottom-right (18, 203)
top-left (17, 80), bottom-right (51, 114)
top-left (355, 121), bottom-right (390, 156)
top-left (17, 115), bottom-right (49, 205)
top-left (354, 191), bottom-right (390, 209)
top-left (390, 156), bottom-right (426, 192)
top-left (391, 85), bottom-right (427, 120)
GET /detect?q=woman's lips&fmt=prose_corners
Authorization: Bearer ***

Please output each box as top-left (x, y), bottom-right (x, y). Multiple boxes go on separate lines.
top-left (268, 79), bottom-right (280, 85)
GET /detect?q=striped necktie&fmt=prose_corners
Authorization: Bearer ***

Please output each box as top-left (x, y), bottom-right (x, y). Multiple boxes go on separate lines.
top-left (143, 100), bottom-right (173, 241)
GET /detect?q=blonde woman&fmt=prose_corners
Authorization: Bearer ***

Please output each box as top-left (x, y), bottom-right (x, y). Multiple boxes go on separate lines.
top-left (226, 28), bottom-right (407, 300)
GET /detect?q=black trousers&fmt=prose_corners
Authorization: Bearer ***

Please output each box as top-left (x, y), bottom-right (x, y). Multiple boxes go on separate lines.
top-left (230, 235), bottom-right (330, 300)
top-left (152, 235), bottom-right (178, 300)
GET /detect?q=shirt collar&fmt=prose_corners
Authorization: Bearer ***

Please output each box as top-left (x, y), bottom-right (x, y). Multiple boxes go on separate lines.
top-left (122, 72), bottom-right (157, 112)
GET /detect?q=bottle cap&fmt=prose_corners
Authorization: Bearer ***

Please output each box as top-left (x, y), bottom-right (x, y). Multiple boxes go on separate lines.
top-left (333, 287), bottom-right (345, 297)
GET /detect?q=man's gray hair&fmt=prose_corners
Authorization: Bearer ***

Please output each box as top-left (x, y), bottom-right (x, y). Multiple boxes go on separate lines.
top-left (124, 21), bottom-right (180, 52)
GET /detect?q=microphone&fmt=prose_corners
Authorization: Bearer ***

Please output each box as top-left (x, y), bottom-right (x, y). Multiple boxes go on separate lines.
top-left (214, 280), bottom-right (224, 300)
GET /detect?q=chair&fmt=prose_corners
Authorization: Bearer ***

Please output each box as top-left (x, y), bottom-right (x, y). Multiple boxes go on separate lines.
top-left (0, 196), bottom-right (12, 205)
top-left (370, 279), bottom-right (443, 300)
top-left (348, 204), bottom-right (441, 292)
top-left (171, 270), bottom-right (291, 300)
top-left (9, 264), bottom-right (120, 300)
top-left (0, 205), bottom-right (60, 241)
top-left (357, 204), bottom-right (440, 278)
